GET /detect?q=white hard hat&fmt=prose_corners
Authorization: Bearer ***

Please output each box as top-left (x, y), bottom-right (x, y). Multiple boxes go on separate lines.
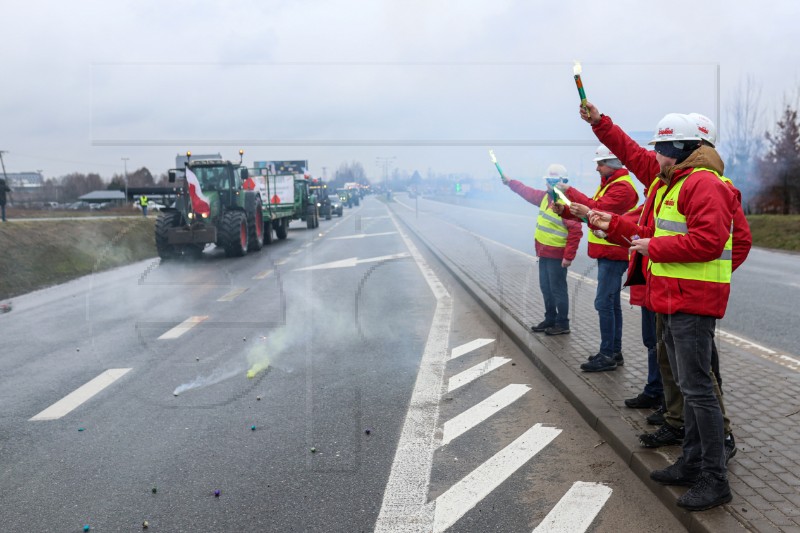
top-left (593, 144), bottom-right (616, 162)
top-left (687, 112), bottom-right (717, 147)
top-left (648, 113), bottom-right (702, 145)
top-left (544, 163), bottom-right (568, 179)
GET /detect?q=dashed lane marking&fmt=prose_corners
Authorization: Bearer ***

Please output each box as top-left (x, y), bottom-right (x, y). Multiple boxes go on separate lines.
top-left (441, 384), bottom-right (531, 446)
top-left (432, 423), bottom-right (562, 533)
top-left (329, 231), bottom-right (397, 240)
top-left (30, 368), bottom-right (132, 421)
top-left (157, 316), bottom-right (208, 340)
top-left (216, 288), bottom-right (247, 302)
top-left (450, 338), bottom-right (495, 360)
top-left (252, 269), bottom-right (274, 280)
top-left (447, 356), bottom-right (511, 393)
top-left (532, 481), bottom-right (612, 533)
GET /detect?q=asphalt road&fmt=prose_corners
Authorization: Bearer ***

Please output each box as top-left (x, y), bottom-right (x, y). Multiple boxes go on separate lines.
top-left (0, 197), bottom-right (681, 532)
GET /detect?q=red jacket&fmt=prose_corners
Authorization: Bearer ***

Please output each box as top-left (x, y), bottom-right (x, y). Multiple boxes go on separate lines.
top-left (594, 115), bottom-right (752, 313)
top-left (607, 148), bottom-right (743, 318)
top-left (562, 167), bottom-right (638, 261)
top-left (507, 180), bottom-right (583, 261)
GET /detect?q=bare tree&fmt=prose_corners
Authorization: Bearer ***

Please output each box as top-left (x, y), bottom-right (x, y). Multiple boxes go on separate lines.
top-left (722, 75), bottom-right (764, 212)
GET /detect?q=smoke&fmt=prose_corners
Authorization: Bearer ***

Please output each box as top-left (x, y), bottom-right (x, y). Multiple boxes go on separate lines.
top-left (172, 363), bottom-right (245, 396)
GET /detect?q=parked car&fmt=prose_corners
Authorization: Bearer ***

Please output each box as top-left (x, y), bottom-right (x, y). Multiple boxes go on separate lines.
top-left (328, 194), bottom-right (343, 217)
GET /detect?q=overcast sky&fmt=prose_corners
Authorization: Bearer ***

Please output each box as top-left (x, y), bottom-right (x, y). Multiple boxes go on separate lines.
top-left (1, 0), bottom-right (798, 190)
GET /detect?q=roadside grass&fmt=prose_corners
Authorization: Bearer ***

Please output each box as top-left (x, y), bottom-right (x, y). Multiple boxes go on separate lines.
top-left (0, 218), bottom-right (156, 300)
top-left (746, 215), bottom-right (800, 253)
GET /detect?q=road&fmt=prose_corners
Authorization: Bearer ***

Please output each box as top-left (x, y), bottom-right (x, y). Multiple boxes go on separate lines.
top-left (0, 197), bottom-right (682, 531)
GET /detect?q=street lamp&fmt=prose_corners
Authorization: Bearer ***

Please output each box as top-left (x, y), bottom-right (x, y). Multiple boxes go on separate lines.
top-left (121, 157), bottom-right (129, 205)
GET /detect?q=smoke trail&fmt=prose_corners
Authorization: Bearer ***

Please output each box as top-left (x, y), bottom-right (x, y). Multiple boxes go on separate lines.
top-left (173, 362), bottom-right (246, 396)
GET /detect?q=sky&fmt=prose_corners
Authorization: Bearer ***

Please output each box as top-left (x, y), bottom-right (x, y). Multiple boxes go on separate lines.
top-left (1, 0), bottom-right (798, 192)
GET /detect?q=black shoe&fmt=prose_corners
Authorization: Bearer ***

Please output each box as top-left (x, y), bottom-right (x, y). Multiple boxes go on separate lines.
top-left (646, 405), bottom-right (666, 426)
top-left (676, 472), bottom-right (732, 511)
top-left (613, 352), bottom-right (624, 366)
top-left (544, 325), bottom-right (570, 336)
top-left (580, 354), bottom-right (617, 372)
top-left (531, 321), bottom-right (553, 333)
top-left (624, 393), bottom-right (660, 409)
top-left (725, 434), bottom-right (737, 464)
top-left (639, 424), bottom-right (684, 448)
top-left (650, 456), bottom-right (701, 486)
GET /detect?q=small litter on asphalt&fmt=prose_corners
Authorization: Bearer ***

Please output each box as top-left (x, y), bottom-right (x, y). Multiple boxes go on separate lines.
top-left (143, 520), bottom-right (149, 529)
top-left (78, 428), bottom-right (85, 432)
top-left (251, 425), bottom-right (256, 431)
top-left (594, 440), bottom-right (606, 448)
top-left (257, 396), bottom-right (261, 401)
top-left (83, 526), bottom-right (90, 532)
top-left (152, 487), bottom-right (157, 494)
top-left (365, 429), bottom-right (371, 435)
top-left (214, 489), bottom-right (220, 497)
top-left (310, 447), bottom-right (317, 453)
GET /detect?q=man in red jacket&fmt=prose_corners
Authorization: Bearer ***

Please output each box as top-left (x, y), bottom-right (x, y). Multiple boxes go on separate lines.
top-left (555, 145), bottom-right (639, 372)
top-left (576, 105), bottom-right (750, 459)
top-left (586, 109), bottom-right (743, 511)
top-left (502, 164), bottom-right (582, 335)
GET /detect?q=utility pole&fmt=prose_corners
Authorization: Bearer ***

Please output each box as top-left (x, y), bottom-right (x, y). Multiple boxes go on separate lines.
top-left (121, 157), bottom-right (129, 204)
top-left (321, 166), bottom-right (327, 180)
top-left (375, 156), bottom-right (396, 189)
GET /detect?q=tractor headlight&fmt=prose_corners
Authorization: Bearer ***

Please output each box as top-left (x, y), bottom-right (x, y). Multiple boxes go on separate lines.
top-left (201, 213), bottom-right (208, 218)
top-left (187, 212), bottom-right (194, 219)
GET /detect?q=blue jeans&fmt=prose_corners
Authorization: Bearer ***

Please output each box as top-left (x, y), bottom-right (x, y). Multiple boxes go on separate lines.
top-left (539, 257), bottom-right (569, 328)
top-left (595, 259), bottom-right (628, 356)
top-left (641, 307), bottom-right (663, 398)
top-left (663, 312), bottom-right (726, 479)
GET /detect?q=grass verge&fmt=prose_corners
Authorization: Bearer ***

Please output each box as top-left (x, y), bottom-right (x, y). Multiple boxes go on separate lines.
top-left (745, 215), bottom-right (800, 253)
top-left (0, 218), bottom-right (156, 300)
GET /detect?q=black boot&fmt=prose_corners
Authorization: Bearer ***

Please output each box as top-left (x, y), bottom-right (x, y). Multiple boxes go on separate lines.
top-left (676, 472), bottom-right (732, 511)
top-left (650, 456), bottom-right (700, 486)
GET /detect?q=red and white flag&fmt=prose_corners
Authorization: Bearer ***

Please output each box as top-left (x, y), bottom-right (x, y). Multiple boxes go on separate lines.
top-left (185, 167), bottom-right (211, 216)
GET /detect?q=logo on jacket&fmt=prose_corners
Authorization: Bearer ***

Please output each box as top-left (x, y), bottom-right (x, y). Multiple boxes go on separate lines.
top-left (663, 199), bottom-right (675, 207)
top-left (658, 128), bottom-right (674, 136)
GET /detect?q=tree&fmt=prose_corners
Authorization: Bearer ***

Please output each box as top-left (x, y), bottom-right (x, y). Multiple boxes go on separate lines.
top-left (128, 167), bottom-right (154, 187)
top-left (722, 76), bottom-right (763, 212)
top-left (759, 104), bottom-right (800, 214)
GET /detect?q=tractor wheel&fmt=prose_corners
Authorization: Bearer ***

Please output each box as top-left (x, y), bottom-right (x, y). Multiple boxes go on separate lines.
top-left (325, 205), bottom-right (332, 221)
top-left (263, 218), bottom-right (274, 245)
top-left (306, 206), bottom-right (315, 229)
top-left (247, 203), bottom-right (264, 252)
top-left (155, 211), bottom-right (182, 260)
top-left (220, 211), bottom-right (248, 257)
top-left (275, 218), bottom-right (288, 240)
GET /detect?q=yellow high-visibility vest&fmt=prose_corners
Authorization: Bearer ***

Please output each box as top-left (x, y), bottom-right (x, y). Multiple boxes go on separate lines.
top-left (587, 173), bottom-right (638, 247)
top-left (534, 195), bottom-right (568, 248)
top-left (649, 168), bottom-right (733, 283)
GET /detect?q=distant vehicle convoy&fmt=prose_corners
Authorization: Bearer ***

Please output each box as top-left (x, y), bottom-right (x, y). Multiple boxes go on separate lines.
top-left (155, 153), bottom-right (364, 260)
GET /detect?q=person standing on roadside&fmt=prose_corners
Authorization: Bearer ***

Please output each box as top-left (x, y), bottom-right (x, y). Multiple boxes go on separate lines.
top-left (0, 177), bottom-right (11, 222)
top-left (502, 164), bottom-right (583, 336)
top-left (575, 104), bottom-right (750, 461)
top-left (139, 194), bottom-right (149, 217)
top-left (554, 145), bottom-right (639, 372)
top-left (585, 107), bottom-right (745, 512)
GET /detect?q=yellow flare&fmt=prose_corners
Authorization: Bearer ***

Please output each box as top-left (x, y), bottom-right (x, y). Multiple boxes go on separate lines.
top-left (246, 361), bottom-right (270, 379)
top-left (573, 60), bottom-right (582, 76)
top-left (554, 187), bottom-right (572, 206)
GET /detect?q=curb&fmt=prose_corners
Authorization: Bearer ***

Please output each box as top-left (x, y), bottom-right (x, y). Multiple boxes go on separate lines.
top-left (392, 205), bottom-right (745, 533)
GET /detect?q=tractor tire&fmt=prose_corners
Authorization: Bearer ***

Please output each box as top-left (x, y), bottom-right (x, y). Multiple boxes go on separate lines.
top-left (275, 218), bottom-right (288, 240)
top-left (325, 205), bottom-right (332, 221)
top-left (155, 211), bottom-right (182, 260)
top-left (306, 206), bottom-right (315, 229)
top-left (220, 211), bottom-right (248, 257)
top-left (263, 218), bottom-right (274, 245)
top-left (247, 203), bottom-right (264, 252)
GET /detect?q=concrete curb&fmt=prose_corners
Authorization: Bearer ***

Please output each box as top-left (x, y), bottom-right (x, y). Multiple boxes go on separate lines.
top-left (392, 205), bottom-right (746, 533)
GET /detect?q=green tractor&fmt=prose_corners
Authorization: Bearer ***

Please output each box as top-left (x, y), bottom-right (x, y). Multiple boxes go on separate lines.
top-left (155, 151), bottom-right (264, 259)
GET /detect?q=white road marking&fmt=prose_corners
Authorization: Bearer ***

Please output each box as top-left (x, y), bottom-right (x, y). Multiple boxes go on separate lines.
top-left (441, 384), bottom-right (531, 446)
top-left (373, 211), bottom-right (452, 533)
top-left (217, 288), bottom-right (247, 302)
top-left (30, 368), bottom-right (132, 421)
top-left (359, 215), bottom-right (390, 220)
top-left (717, 330), bottom-right (800, 372)
top-left (450, 338), bottom-right (495, 360)
top-left (432, 423), bottom-right (562, 533)
top-left (294, 253), bottom-right (409, 271)
top-left (447, 356), bottom-right (512, 393)
top-left (532, 481), bottom-right (612, 533)
top-left (157, 316), bottom-right (208, 340)
top-left (329, 231), bottom-right (397, 240)
top-left (252, 269), bottom-right (273, 280)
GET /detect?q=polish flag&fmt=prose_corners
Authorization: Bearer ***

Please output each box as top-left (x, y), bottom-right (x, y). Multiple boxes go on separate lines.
top-left (185, 167), bottom-right (211, 216)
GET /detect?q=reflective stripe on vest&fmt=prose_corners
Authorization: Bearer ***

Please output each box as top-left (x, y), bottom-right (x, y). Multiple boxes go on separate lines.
top-left (650, 167), bottom-right (733, 283)
top-left (587, 173), bottom-right (639, 246)
top-left (535, 195), bottom-right (568, 247)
